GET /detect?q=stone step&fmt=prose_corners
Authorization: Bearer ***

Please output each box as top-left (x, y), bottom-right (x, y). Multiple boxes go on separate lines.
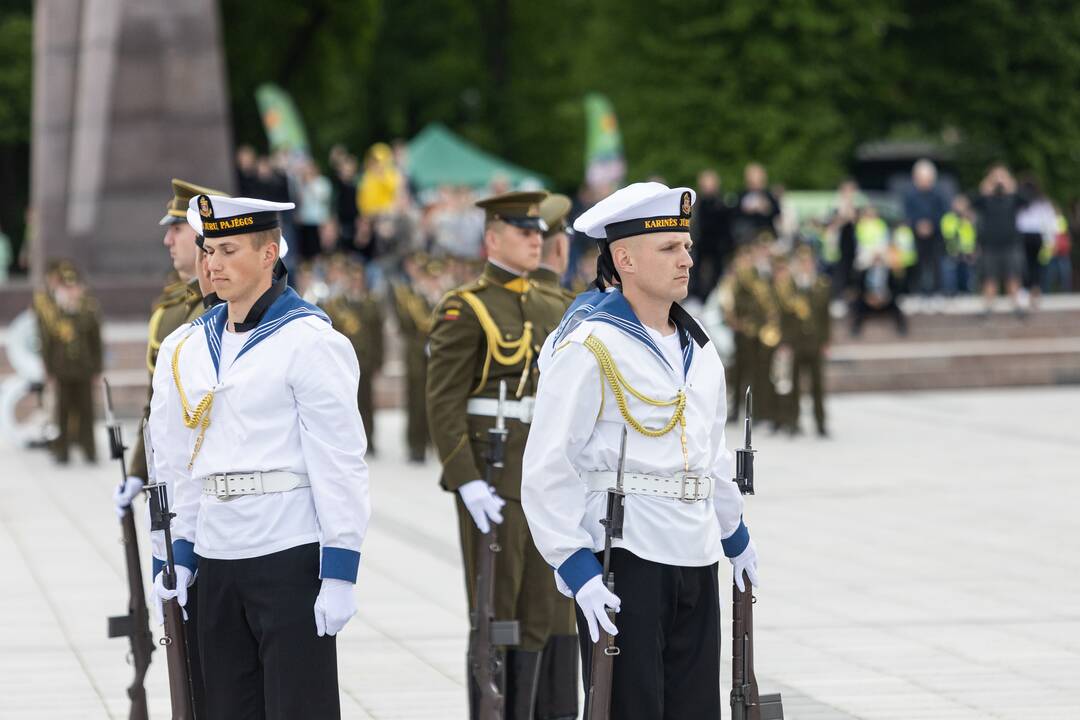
top-left (5, 296), bottom-right (1080, 403)
top-left (826, 337), bottom-right (1080, 392)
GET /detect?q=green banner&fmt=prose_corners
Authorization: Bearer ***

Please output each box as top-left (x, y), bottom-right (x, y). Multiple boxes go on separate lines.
top-left (255, 83), bottom-right (309, 154)
top-left (584, 93), bottom-right (625, 187)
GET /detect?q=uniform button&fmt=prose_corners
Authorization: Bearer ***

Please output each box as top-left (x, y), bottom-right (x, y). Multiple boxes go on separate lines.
top-left (505, 333), bottom-right (512, 339)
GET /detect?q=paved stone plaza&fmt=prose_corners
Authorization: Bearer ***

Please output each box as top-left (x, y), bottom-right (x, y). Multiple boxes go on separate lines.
top-left (1, 387), bottom-right (1077, 719)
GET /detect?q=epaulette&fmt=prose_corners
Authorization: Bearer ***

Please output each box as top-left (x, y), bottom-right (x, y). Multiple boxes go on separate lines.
top-left (154, 280), bottom-right (190, 310)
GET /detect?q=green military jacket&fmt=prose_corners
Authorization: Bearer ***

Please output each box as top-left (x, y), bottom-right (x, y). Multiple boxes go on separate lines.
top-left (321, 294), bottom-right (385, 376)
top-left (529, 266), bottom-right (576, 307)
top-left (733, 267), bottom-right (781, 348)
top-left (426, 262), bottom-right (566, 499)
top-left (392, 281), bottom-right (433, 349)
top-left (129, 279), bottom-right (204, 481)
top-left (37, 294), bottom-right (103, 381)
top-left (776, 276), bottom-right (831, 354)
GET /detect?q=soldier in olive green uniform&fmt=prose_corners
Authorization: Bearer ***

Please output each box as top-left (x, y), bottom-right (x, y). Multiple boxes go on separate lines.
top-left (530, 194), bottom-right (576, 306)
top-left (112, 178), bottom-right (225, 719)
top-left (426, 192), bottom-right (577, 720)
top-left (38, 261), bottom-right (102, 464)
top-left (730, 241), bottom-right (780, 425)
top-left (392, 253), bottom-right (436, 463)
top-left (789, 247), bottom-right (831, 436)
top-left (127, 179), bottom-right (228, 486)
top-left (322, 259), bottom-right (385, 452)
top-left (527, 193), bottom-right (580, 720)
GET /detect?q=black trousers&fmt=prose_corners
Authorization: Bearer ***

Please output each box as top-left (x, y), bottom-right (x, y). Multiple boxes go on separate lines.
top-left (577, 550), bottom-right (721, 720)
top-left (197, 543), bottom-right (339, 720)
top-left (185, 580), bottom-right (207, 717)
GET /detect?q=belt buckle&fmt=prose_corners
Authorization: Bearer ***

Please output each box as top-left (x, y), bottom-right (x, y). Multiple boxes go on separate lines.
top-left (214, 474), bottom-right (229, 499)
top-left (678, 472), bottom-right (701, 502)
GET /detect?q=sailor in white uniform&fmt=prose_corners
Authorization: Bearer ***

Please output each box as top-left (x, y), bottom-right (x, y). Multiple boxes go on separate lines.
top-left (522, 182), bottom-right (759, 719)
top-left (150, 195), bottom-right (371, 719)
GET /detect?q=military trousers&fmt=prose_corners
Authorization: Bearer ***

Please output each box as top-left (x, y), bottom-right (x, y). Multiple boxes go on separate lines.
top-left (576, 549), bottom-right (721, 720)
top-left (54, 379), bottom-right (95, 462)
top-left (792, 351), bottom-right (826, 433)
top-left (357, 373), bottom-right (376, 454)
top-left (456, 498), bottom-right (577, 650)
top-left (197, 543), bottom-right (339, 720)
top-left (405, 349), bottom-right (429, 459)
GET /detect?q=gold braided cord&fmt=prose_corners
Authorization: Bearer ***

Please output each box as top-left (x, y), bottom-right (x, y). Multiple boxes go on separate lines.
top-left (457, 290), bottom-right (534, 396)
top-left (582, 335), bottom-right (686, 439)
top-left (146, 305), bottom-right (166, 373)
top-left (171, 332), bottom-right (214, 470)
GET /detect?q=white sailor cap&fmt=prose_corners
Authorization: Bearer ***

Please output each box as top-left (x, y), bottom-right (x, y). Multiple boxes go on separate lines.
top-left (573, 182), bottom-right (695, 242)
top-left (187, 194), bottom-right (293, 258)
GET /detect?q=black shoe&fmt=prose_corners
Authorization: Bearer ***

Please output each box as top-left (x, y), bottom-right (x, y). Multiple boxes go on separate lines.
top-left (817, 427), bottom-right (830, 438)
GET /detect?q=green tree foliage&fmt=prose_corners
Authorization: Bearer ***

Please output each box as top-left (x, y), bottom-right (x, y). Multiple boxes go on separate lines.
top-left (0, 10), bottom-right (32, 144)
top-left (4, 1), bottom-right (1080, 210)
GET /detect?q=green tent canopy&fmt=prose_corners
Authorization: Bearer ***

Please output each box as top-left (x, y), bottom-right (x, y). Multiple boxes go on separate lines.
top-left (405, 123), bottom-right (548, 192)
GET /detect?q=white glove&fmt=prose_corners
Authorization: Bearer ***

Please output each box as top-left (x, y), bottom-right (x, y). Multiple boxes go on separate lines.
top-left (151, 565), bottom-right (194, 625)
top-left (314, 578), bottom-right (357, 637)
top-left (576, 575), bottom-right (621, 643)
top-left (112, 476), bottom-right (144, 519)
top-left (730, 539), bottom-right (760, 592)
top-left (458, 480), bottom-right (505, 533)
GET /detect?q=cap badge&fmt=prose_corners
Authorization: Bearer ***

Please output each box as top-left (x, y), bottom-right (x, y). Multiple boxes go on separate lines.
top-left (680, 191), bottom-right (692, 218)
top-left (199, 195), bottom-right (212, 218)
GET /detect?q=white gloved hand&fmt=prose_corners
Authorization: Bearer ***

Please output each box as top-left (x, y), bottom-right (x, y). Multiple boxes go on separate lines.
top-left (458, 480), bottom-right (505, 534)
top-left (151, 565), bottom-right (194, 625)
top-left (730, 539), bottom-right (759, 592)
top-left (575, 575), bottom-right (621, 643)
top-left (112, 476), bottom-right (144, 519)
top-left (314, 578), bottom-right (357, 637)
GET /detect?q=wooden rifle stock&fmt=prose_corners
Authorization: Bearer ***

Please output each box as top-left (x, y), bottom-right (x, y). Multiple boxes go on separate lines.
top-left (468, 381), bottom-right (519, 719)
top-left (103, 379), bottom-right (152, 720)
top-left (585, 427), bottom-right (627, 720)
top-left (730, 388), bottom-right (783, 720)
top-left (142, 420), bottom-right (196, 719)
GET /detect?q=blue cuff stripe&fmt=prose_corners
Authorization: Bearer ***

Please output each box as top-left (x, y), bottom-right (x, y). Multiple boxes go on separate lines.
top-left (172, 540), bottom-right (198, 574)
top-left (320, 547), bottom-right (360, 583)
top-left (557, 548), bottom-right (603, 595)
top-left (151, 557), bottom-right (165, 578)
top-left (722, 519), bottom-right (750, 558)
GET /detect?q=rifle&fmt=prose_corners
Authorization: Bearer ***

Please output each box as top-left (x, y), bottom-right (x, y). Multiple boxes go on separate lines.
top-left (468, 380), bottom-right (520, 720)
top-left (143, 422), bottom-right (196, 720)
top-left (730, 388), bottom-right (784, 720)
top-left (585, 426), bottom-right (627, 720)
top-left (103, 379), bottom-right (153, 720)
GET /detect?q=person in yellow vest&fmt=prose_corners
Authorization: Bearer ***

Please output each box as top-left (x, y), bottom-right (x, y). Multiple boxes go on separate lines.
top-left (1043, 210), bottom-right (1072, 293)
top-left (890, 222), bottom-right (918, 296)
top-left (941, 195), bottom-right (977, 295)
top-left (426, 191), bottom-right (577, 719)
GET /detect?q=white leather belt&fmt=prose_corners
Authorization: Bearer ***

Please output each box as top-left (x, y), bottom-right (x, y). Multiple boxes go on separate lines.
top-left (201, 471), bottom-right (310, 499)
top-left (584, 470), bottom-right (713, 502)
top-left (466, 396), bottom-right (535, 425)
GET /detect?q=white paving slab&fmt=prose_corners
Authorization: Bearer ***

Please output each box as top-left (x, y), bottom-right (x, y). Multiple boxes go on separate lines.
top-left (0, 387), bottom-right (1077, 719)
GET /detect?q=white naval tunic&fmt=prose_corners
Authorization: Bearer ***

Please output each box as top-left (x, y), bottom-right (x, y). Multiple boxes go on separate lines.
top-left (521, 289), bottom-right (748, 594)
top-left (148, 287), bottom-right (371, 583)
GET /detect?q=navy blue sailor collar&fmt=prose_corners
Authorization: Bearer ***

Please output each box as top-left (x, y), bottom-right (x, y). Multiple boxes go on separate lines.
top-left (584, 289), bottom-right (708, 376)
top-left (192, 285), bottom-right (331, 378)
